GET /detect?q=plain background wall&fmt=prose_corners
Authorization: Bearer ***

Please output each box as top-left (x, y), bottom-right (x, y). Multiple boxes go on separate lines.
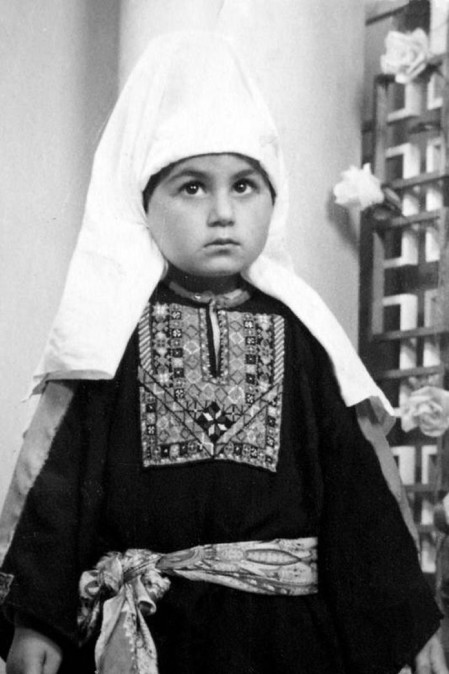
top-left (0, 2), bottom-right (363, 510)
top-left (0, 1), bottom-right (120, 502)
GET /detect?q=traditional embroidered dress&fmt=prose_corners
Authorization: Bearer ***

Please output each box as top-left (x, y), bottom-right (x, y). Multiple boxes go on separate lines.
top-left (0, 284), bottom-right (441, 673)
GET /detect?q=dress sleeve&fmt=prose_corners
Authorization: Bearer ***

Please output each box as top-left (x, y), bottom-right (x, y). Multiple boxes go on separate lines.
top-left (0, 377), bottom-right (117, 655)
top-left (298, 329), bottom-right (443, 674)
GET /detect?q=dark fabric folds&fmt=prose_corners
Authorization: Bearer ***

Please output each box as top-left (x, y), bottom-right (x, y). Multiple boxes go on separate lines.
top-left (314, 357), bottom-right (441, 673)
top-left (0, 287), bottom-right (442, 673)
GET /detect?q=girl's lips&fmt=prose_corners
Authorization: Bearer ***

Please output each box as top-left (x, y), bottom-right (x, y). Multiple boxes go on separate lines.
top-left (206, 239), bottom-right (239, 247)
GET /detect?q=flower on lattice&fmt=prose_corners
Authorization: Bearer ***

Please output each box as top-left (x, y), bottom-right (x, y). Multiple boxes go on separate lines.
top-left (381, 29), bottom-right (430, 85)
top-left (400, 384), bottom-right (449, 437)
top-left (333, 164), bottom-right (384, 211)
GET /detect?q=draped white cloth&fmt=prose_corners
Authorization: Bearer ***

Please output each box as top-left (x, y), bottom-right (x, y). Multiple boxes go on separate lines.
top-left (32, 31), bottom-right (394, 428)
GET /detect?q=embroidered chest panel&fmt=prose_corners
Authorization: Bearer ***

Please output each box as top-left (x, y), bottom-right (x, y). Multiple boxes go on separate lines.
top-left (138, 302), bottom-right (285, 472)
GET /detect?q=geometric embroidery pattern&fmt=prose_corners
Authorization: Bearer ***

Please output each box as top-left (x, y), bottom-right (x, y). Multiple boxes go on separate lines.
top-left (138, 301), bottom-right (285, 472)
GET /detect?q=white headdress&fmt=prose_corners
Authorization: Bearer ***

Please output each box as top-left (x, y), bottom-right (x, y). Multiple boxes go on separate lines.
top-left (33, 32), bottom-right (394, 428)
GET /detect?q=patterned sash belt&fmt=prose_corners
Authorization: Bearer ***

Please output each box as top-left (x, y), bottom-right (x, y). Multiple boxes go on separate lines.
top-left (78, 537), bottom-right (318, 674)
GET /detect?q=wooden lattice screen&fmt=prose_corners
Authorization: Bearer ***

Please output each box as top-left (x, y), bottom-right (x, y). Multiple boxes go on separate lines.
top-left (360, 45), bottom-right (449, 583)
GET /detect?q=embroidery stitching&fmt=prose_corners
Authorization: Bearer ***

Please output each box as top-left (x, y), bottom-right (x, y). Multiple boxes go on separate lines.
top-left (0, 572), bottom-right (13, 603)
top-left (139, 302), bottom-right (285, 472)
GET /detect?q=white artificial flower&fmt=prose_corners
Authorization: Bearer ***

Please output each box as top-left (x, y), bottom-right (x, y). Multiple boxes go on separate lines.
top-left (401, 385), bottom-right (449, 437)
top-left (333, 164), bottom-right (384, 211)
top-left (381, 29), bottom-right (430, 85)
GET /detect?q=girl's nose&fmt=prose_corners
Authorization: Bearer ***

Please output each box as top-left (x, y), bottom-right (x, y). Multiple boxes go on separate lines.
top-left (207, 190), bottom-right (235, 227)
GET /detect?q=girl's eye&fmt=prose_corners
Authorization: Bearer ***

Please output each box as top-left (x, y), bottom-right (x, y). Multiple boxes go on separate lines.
top-left (233, 179), bottom-right (254, 194)
top-left (180, 182), bottom-right (203, 196)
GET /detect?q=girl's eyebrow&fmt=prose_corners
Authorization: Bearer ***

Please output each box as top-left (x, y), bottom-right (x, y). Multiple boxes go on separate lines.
top-left (166, 166), bottom-right (261, 183)
top-left (166, 168), bottom-right (208, 183)
top-left (232, 168), bottom-right (261, 180)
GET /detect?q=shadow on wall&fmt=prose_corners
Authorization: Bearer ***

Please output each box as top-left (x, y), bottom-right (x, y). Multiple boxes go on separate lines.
top-left (81, 0), bottom-right (121, 177)
top-left (326, 191), bottom-right (360, 254)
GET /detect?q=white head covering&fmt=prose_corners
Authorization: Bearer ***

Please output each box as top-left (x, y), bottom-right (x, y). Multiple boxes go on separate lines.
top-left (33, 32), bottom-right (394, 428)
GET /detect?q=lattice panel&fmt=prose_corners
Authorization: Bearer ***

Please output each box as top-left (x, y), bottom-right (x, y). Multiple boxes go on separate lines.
top-left (360, 49), bottom-right (449, 578)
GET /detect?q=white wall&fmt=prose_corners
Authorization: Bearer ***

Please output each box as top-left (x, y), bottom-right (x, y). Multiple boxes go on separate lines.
top-left (0, 1), bottom-right (364, 505)
top-left (0, 1), bottom-right (120, 501)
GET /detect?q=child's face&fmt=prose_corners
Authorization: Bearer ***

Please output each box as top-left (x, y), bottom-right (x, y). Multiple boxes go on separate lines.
top-left (146, 154), bottom-right (274, 282)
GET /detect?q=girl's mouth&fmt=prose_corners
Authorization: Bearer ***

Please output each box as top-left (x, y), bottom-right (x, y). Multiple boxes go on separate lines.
top-left (206, 239), bottom-right (239, 247)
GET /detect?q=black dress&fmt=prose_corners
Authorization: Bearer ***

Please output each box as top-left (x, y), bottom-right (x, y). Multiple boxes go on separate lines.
top-left (0, 284), bottom-right (442, 674)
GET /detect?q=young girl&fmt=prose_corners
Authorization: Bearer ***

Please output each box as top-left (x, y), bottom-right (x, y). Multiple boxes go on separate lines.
top-left (0, 32), bottom-right (444, 674)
